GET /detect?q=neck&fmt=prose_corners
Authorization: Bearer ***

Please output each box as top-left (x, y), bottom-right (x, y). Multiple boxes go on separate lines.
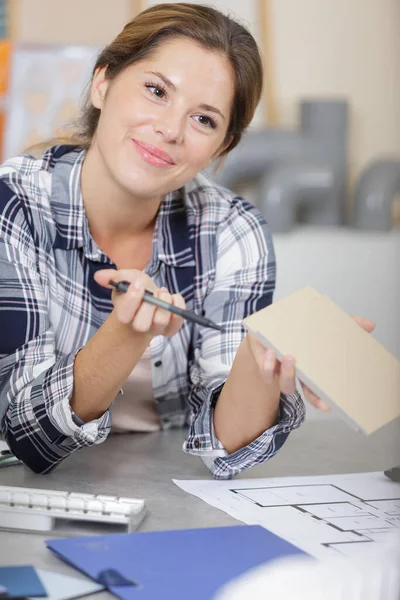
top-left (81, 144), bottom-right (162, 245)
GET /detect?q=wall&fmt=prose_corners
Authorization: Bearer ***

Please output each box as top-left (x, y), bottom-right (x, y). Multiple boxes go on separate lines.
top-left (270, 0), bottom-right (400, 190)
top-left (13, 0), bottom-right (135, 45)
top-left (12, 0), bottom-right (400, 189)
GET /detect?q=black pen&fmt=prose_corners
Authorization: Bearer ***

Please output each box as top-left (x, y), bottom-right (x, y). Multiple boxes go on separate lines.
top-left (109, 280), bottom-right (225, 332)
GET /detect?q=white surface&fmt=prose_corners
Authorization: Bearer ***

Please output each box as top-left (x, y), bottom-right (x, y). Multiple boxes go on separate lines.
top-left (31, 569), bottom-right (103, 600)
top-left (174, 472), bottom-right (400, 560)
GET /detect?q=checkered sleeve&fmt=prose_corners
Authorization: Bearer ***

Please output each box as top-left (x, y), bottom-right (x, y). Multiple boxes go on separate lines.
top-left (0, 181), bottom-right (110, 473)
top-left (183, 198), bottom-right (305, 478)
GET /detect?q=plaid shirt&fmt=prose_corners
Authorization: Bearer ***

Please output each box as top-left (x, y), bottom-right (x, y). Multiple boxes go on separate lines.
top-left (0, 146), bottom-right (305, 479)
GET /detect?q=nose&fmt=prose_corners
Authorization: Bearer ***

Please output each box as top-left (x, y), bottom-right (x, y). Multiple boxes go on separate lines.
top-left (153, 106), bottom-right (185, 144)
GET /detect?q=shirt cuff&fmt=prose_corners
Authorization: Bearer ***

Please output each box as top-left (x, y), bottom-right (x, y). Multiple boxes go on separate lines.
top-left (184, 385), bottom-right (305, 479)
top-left (42, 349), bottom-right (111, 446)
top-left (183, 382), bottom-right (227, 456)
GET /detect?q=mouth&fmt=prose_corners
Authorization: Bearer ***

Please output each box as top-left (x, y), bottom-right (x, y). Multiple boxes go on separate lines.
top-left (131, 139), bottom-right (176, 167)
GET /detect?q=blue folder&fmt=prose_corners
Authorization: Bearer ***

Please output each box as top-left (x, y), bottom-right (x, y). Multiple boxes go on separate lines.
top-left (0, 566), bottom-right (47, 598)
top-left (46, 525), bottom-right (305, 600)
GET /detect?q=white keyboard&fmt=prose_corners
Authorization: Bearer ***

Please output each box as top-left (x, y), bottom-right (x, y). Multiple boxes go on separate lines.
top-left (0, 485), bottom-right (146, 535)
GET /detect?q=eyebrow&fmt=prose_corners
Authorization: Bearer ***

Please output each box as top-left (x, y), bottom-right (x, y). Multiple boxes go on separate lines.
top-left (146, 71), bottom-right (226, 121)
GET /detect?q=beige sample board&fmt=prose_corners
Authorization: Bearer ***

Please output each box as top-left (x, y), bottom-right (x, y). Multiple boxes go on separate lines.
top-left (243, 286), bottom-right (400, 435)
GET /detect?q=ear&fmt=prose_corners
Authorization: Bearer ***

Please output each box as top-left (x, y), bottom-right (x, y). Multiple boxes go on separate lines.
top-left (91, 66), bottom-right (109, 110)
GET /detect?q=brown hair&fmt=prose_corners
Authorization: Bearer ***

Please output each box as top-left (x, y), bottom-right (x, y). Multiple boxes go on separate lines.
top-left (76, 2), bottom-right (263, 156)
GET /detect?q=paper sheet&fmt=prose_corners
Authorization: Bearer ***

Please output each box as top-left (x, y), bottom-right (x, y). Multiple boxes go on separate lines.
top-left (31, 570), bottom-right (103, 600)
top-left (174, 472), bottom-right (400, 560)
top-left (0, 441), bottom-right (9, 452)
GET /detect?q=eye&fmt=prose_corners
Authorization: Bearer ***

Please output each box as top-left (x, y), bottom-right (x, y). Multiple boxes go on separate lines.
top-left (145, 82), bottom-right (167, 99)
top-left (193, 115), bottom-right (217, 129)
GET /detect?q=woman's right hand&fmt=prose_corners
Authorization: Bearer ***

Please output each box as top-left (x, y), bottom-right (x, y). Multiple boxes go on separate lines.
top-left (94, 268), bottom-right (186, 338)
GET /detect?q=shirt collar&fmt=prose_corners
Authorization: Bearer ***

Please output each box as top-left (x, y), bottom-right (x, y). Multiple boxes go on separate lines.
top-left (51, 146), bottom-right (96, 255)
top-left (154, 189), bottom-right (195, 268)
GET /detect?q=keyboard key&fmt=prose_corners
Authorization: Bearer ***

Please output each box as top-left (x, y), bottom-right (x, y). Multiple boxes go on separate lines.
top-left (103, 502), bottom-right (123, 514)
top-left (86, 500), bottom-right (103, 513)
top-left (67, 498), bottom-right (85, 512)
top-left (11, 492), bottom-right (30, 507)
top-left (0, 491), bottom-right (11, 505)
top-left (69, 493), bottom-right (95, 501)
top-left (49, 496), bottom-right (67, 510)
top-left (111, 504), bottom-right (131, 516)
top-left (30, 494), bottom-right (48, 509)
top-left (96, 495), bottom-right (118, 502)
top-left (40, 489), bottom-right (68, 498)
top-left (119, 497), bottom-right (144, 505)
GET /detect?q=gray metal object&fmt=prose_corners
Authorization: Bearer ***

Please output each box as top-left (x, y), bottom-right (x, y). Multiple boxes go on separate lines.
top-left (354, 160), bottom-right (400, 230)
top-left (211, 100), bottom-right (348, 232)
top-left (260, 161), bottom-right (337, 233)
top-left (385, 466), bottom-right (400, 482)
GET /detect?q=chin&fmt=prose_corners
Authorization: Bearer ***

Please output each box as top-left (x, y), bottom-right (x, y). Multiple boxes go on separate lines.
top-left (120, 176), bottom-right (165, 200)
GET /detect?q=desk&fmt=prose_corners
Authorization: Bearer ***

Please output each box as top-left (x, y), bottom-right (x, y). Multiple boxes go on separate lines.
top-left (0, 418), bottom-right (398, 597)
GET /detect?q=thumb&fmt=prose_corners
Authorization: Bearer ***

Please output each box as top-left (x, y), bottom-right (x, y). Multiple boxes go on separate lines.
top-left (93, 268), bottom-right (118, 289)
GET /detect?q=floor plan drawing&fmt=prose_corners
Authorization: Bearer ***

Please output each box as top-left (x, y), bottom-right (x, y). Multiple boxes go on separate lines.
top-left (174, 472), bottom-right (400, 559)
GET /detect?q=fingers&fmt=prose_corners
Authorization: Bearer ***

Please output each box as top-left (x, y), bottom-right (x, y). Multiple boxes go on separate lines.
top-left (134, 287), bottom-right (172, 334)
top-left (163, 293), bottom-right (185, 337)
top-left (352, 315), bottom-right (376, 333)
top-left (115, 277), bottom-right (146, 325)
top-left (246, 333), bottom-right (269, 368)
top-left (257, 347), bottom-right (330, 412)
top-left (95, 268), bottom-right (186, 337)
top-left (279, 355), bottom-right (296, 395)
top-left (93, 268), bottom-right (118, 289)
top-left (302, 384), bottom-right (331, 412)
top-left (94, 268), bottom-right (158, 293)
top-left (261, 349), bottom-right (279, 384)
top-left (258, 347), bottom-right (296, 395)
top-left (151, 288), bottom-right (174, 331)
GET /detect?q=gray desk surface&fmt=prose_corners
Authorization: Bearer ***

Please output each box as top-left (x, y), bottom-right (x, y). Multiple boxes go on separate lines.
top-left (0, 418), bottom-right (398, 597)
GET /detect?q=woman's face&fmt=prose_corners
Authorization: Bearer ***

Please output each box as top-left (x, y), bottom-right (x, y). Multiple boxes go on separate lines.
top-left (90, 37), bottom-right (235, 201)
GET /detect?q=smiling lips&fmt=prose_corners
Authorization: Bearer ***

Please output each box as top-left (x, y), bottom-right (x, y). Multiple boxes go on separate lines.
top-left (132, 138), bottom-right (176, 167)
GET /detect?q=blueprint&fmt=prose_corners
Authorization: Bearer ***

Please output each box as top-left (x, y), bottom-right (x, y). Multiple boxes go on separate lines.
top-left (174, 472), bottom-right (400, 559)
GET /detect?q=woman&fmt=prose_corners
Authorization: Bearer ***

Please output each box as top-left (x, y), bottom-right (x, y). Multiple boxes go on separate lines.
top-left (0, 4), bottom-right (372, 478)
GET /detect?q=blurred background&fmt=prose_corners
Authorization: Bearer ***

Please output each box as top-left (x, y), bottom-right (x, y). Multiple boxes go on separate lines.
top-left (0, 1), bottom-right (399, 419)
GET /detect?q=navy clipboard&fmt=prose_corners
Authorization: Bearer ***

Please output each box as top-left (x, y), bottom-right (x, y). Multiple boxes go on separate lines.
top-left (46, 525), bottom-right (305, 600)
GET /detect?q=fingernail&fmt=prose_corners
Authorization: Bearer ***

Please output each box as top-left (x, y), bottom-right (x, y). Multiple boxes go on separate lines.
top-left (283, 355), bottom-right (295, 366)
top-left (265, 349), bottom-right (275, 363)
top-left (318, 400), bottom-right (330, 412)
top-left (132, 280), bottom-right (142, 291)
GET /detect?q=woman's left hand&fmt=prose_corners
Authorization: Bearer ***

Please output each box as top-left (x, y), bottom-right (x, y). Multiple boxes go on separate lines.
top-left (247, 316), bottom-right (376, 412)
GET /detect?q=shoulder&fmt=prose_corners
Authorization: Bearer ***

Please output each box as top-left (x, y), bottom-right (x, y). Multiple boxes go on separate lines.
top-left (0, 144), bottom-right (76, 200)
top-left (183, 172), bottom-right (271, 238)
top-left (0, 145), bottom-right (79, 251)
